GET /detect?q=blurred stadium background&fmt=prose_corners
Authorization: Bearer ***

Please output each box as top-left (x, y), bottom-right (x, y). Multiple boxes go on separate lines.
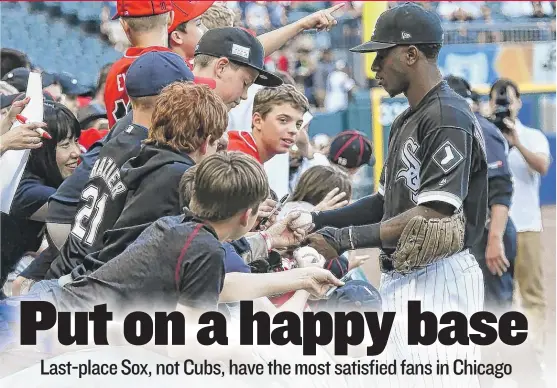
top-left (4, 0), bottom-right (553, 202)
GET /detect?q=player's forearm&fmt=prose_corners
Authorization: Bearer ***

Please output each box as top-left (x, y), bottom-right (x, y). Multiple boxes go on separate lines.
top-left (257, 20), bottom-right (305, 55)
top-left (312, 193), bottom-right (384, 230)
top-left (346, 203), bottom-right (452, 251)
top-left (515, 143), bottom-right (550, 175)
top-left (487, 204), bottom-right (509, 242)
top-left (218, 271), bottom-right (305, 303)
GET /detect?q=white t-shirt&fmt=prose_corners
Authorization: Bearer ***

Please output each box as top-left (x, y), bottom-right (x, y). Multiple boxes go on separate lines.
top-left (324, 70), bottom-right (355, 113)
top-left (288, 152), bottom-right (330, 192)
top-left (508, 120), bottom-right (551, 232)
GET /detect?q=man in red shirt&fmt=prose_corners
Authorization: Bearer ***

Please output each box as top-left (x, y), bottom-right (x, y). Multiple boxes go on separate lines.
top-left (228, 84), bottom-right (309, 164)
top-left (104, 0), bottom-right (175, 127)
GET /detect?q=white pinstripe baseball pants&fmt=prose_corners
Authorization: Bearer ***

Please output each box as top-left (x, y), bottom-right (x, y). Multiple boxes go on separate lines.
top-left (378, 250), bottom-right (484, 388)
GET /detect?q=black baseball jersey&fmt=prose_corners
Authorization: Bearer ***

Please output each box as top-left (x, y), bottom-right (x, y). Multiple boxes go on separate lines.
top-left (84, 144), bottom-right (196, 271)
top-left (378, 81), bottom-right (488, 249)
top-left (46, 123), bottom-right (149, 279)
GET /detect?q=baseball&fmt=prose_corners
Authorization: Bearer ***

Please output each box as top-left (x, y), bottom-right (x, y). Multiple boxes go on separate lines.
top-left (293, 246), bottom-right (326, 268)
top-left (289, 211), bottom-right (313, 231)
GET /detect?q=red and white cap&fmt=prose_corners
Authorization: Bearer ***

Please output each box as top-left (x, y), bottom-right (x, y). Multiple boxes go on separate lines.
top-left (112, 0), bottom-right (172, 20)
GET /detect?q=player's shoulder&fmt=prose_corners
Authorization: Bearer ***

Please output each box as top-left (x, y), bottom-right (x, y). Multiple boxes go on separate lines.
top-left (417, 83), bottom-right (477, 135)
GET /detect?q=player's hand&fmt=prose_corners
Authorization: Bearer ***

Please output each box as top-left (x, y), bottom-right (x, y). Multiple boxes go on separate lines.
top-left (1, 96), bottom-right (30, 135)
top-left (304, 227), bottom-right (347, 260)
top-left (299, 3), bottom-right (344, 32)
top-left (313, 187), bottom-right (349, 212)
top-left (266, 211), bottom-right (313, 249)
top-left (1, 121), bottom-right (46, 154)
top-left (485, 238), bottom-right (510, 276)
top-left (502, 118), bottom-right (520, 148)
top-left (297, 267), bottom-right (344, 298)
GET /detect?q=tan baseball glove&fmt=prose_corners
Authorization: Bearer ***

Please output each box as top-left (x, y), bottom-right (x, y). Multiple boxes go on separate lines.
top-left (391, 211), bottom-right (466, 274)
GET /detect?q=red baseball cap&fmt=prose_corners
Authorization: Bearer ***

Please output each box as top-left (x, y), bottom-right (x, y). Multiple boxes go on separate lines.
top-left (168, 1), bottom-right (214, 32)
top-left (112, 0), bottom-right (173, 20)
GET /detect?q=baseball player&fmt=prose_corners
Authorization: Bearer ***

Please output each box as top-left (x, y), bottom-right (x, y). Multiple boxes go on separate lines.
top-left (305, 4), bottom-right (488, 387)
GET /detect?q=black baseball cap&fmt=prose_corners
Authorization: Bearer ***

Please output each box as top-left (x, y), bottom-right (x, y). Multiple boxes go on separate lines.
top-left (1, 67), bottom-right (56, 92)
top-left (323, 280), bottom-right (383, 312)
top-left (0, 91), bottom-right (54, 110)
top-left (350, 2), bottom-right (443, 53)
top-left (328, 130), bottom-right (375, 169)
top-left (194, 27), bottom-right (283, 87)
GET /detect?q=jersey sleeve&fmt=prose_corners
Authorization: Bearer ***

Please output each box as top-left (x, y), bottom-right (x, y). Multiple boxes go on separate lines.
top-left (417, 127), bottom-right (474, 210)
top-left (377, 164), bottom-right (386, 197)
top-left (12, 175), bottom-right (56, 218)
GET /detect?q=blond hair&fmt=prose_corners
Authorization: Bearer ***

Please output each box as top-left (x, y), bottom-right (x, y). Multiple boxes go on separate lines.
top-left (121, 13), bottom-right (170, 33)
top-left (202, 4), bottom-right (235, 30)
top-left (147, 82), bottom-right (228, 153)
top-left (253, 84), bottom-right (310, 119)
top-left (190, 152), bottom-right (269, 221)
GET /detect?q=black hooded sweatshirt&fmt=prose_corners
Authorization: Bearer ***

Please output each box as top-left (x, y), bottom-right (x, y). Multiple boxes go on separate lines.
top-left (84, 143), bottom-right (195, 271)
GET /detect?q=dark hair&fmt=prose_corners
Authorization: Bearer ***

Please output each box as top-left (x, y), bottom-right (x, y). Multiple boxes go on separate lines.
top-left (490, 78), bottom-right (520, 99)
top-left (96, 62), bottom-right (113, 95)
top-left (414, 43), bottom-right (442, 60)
top-left (1, 48), bottom-right (30, 78)
top-left (26, 101), bottom-right (81, 188)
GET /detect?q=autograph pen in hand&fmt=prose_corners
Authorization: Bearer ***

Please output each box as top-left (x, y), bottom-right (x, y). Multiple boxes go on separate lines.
top-left (16, 114), bottom-right (52, 139)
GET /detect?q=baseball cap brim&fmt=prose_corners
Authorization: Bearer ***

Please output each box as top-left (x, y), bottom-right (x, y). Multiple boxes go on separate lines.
top-left (350, 41), bottom-right (397, 53)
top-left (253, 68), bottom-right (283, 87)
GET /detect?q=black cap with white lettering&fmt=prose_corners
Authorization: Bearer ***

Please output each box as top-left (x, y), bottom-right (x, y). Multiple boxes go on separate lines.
top-left (350, 2), bottom-right (444, 53)
top-left (194, 27), bottom-right (283, 87)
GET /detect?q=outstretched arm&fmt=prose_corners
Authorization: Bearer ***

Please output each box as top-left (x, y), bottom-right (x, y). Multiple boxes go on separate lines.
top-left (257, 4), bottom-right (344, 55)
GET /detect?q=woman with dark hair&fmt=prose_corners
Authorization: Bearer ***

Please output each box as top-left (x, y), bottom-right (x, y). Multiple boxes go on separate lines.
top-left (1, 101), bottom-right (81, 294)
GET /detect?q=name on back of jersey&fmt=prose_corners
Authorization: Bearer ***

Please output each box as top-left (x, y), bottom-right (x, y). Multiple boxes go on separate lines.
top-left (90, 157), bottom-right (127, 199)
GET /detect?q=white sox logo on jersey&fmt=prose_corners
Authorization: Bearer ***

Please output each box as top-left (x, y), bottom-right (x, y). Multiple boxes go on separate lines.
top-left (396, 138), bottom-right (420, 203)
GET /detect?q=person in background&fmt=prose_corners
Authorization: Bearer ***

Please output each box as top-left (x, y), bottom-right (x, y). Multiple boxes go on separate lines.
top-left (1, 67), bottom-right (56, 95)
top-left (0, 48), bottom-right (30, 79)
top-left (168, 1), bottom-right (214, 62)
top-left (201, 2), bottom-right (235, 30)
top-left (104, 0), bottom-right (175, 127)
top-left (489, 78), bottom-right (551, 363)
top-left (327, 130), bottom-right (375, 176)
top-left (313, 48), bottom-right (335, 108)
top-left (52, 72), bottom-right (91, 115)
top-left (1, 101), bottom-right (81, 296)
top-left (324, 60), bottom-right (356, 113)
top-left (280, 165), bottom-right (352, 219)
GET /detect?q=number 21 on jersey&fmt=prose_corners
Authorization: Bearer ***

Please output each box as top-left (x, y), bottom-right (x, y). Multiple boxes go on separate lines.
top-left (71, 185), bottom-right (108, 246)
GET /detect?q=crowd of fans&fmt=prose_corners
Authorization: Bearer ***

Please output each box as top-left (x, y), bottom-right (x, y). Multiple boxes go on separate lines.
top-left (0, 3), bottom-right (379, 363)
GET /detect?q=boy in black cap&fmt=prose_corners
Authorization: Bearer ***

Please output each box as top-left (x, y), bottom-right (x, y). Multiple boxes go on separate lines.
top-left (306, 4), bottom-right (488, 386)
